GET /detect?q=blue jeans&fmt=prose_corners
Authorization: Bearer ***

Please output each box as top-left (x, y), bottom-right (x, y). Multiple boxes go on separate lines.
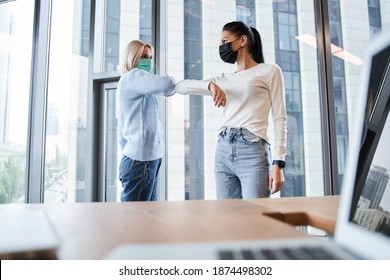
top-left (215, 127), bottom-right (272, 199)
top-left (119, 156), bottom-right (162, 201)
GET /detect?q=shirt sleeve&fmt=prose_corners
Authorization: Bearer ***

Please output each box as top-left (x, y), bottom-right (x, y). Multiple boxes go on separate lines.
top-left (174, 79), bottom-right (212, 96)
top-left (269, 65), bottom-right (287, 161)
top-left (126, 69), bottom-right (176, 96)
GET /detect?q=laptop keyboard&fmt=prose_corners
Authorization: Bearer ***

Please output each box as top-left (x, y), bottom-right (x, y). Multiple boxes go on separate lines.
top-left (218, 246), bottom-right (339, 260)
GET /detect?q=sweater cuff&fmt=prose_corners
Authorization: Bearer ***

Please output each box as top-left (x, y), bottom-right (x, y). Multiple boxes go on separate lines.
top-left (273, 146), bottom-right (286, 161)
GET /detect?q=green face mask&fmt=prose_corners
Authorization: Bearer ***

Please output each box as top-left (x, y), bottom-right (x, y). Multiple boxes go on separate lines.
top-left (137, 58), bottom-right (153, 73)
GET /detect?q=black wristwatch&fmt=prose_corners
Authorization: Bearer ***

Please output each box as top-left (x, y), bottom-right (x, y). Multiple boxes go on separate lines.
top-left (272, 160), bottom-right (286, 168)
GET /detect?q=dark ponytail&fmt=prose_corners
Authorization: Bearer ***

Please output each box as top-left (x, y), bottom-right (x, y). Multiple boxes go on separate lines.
top-left (222, 21), bottom-right (265, 64)
top-left (250, 27), bottom-right (264, 64)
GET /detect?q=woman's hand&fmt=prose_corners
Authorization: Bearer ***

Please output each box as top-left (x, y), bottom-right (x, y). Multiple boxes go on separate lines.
top-left (209, 82), bottom-right (226, 107)
top-left (269, 165), bottom-right (285, 194)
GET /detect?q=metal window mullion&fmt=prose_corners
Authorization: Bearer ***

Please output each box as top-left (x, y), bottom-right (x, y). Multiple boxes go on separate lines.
top-left (315, 0), bottom-right (339, 195)
top-left (154, 0), bottom-right (167, 75)
top-left (98, 81), bottom-right (119, 202)
top-left (86, 0), bottom-right (98, 202)
top-left (26, 0), bottom-right (52, 203)
top-left (154, 0), bottom-right (168, 201)
top-left (97, 82), bottom-right (107, 202)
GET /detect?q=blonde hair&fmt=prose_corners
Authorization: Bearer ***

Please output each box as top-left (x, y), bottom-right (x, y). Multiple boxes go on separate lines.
top-left (121, 40), bottom-right (154, 74)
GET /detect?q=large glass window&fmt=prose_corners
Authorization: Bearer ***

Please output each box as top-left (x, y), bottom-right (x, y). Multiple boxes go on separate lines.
top-left (166, 0), bottom-right (324, 200)
top-left (0, 0), bottom-right (34, 203)
top-left (329, 0), bottom-right (390, 193)
top-left (273, 0), bottom-right (306, 197)
top-left (4, 1), bottom-right (389, 204)
top-left (101, 0), bottom-right (152, 72)
top-left (45, 0), bottom-right (153, 203)
top-left (44, 0), bottom-right (91, 203)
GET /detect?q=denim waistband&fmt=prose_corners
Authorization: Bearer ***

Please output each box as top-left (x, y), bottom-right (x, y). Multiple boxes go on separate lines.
top-left (220, 127), bottom-right (270, 146)
top-left (220, 127), bottom-right (248, 137)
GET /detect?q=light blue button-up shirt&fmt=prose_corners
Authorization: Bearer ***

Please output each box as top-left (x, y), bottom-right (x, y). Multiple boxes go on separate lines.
top-left (117, 68), bottom-right (176, 161)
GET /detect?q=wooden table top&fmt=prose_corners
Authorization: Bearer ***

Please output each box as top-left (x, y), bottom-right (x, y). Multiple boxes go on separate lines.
top-left (248, 195), bottom-right (340, 235)
top-left (0, 196), bottom-right (339, 259)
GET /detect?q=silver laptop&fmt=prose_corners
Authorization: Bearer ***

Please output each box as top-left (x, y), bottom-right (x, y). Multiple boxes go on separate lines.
top-left (104, 32), bottom-right (390, 260)
top-left (0, 208), bottom-right (60, 259)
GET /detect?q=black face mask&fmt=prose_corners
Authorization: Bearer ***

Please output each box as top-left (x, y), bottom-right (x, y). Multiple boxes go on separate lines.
top-left (219, 37), bottom-right (241, 64)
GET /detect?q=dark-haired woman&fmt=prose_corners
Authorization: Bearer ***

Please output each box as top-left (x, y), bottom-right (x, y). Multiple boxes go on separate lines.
top-left (175, 21), bottom-right (287, 199)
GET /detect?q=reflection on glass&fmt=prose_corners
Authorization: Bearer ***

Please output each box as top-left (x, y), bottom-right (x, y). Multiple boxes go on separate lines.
top-left (354, 116), bottom-right (390, 236)
top-left (328, 0), bottom-right (349, 189)
top-left (352, 45), bottom-right (390, 236)
top-left (103, 0), bottom-right (152, 72)
top-left (0, 0), bottom-right (34, 203)
top-left (329, 0), bottom-right (390, 193)
top-left (368, 0), bottom-right (382, 37)
top-left (273, 0), bottom-right (305, 197)
top-left (104, 0), bottom-right (120, 71)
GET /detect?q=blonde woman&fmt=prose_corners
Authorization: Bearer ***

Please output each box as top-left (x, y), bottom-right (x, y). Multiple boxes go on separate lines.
top-left (117, 40), bottom-right (175, 201)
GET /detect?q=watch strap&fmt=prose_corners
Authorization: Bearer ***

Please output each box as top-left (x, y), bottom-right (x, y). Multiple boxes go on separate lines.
top-left (272, 160), bottom-right (286, 168)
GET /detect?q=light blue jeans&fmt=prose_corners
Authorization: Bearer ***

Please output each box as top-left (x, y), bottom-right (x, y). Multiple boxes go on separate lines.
top-left (215, 127), bottom-right (272, 199)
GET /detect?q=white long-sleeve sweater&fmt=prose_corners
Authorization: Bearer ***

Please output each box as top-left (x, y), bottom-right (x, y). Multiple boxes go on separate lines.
top-left (174, 63), bottom-right (287, 161)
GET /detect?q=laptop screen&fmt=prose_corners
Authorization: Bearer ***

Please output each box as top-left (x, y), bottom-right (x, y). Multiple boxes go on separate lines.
top-left (350, 44), bottom-right (390, 237)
